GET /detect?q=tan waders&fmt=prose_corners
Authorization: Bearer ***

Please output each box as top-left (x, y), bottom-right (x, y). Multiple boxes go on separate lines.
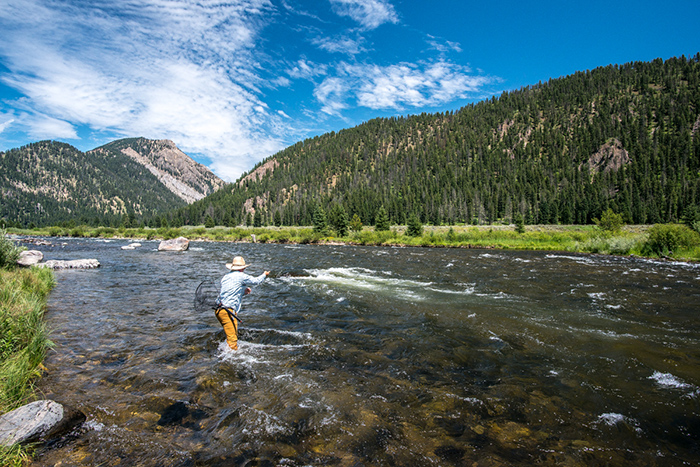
top-left (215, 307), bottom-right (239, 350)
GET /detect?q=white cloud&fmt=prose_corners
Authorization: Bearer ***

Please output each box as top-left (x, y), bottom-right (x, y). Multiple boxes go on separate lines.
top-left (27, 115), bottom-right (78, 140)
top-left (0, 0), bottom-right (498, 181)
top-left (287, 59), bottom-right (328, 80)
top-left (313, 35), bottom-right (365, 55)
top-left (0, 0), bottom-right (282, 181)
top-left (329, 0), bottom-right (399, 30)
top-left (314, 77), bottom-right (348, 115)
top-left (0, 116), bottom-right (14, 133)
top-left (313, 61), bottom-right (493, 111)
top-left (427, 36), bottom-right (463, 54)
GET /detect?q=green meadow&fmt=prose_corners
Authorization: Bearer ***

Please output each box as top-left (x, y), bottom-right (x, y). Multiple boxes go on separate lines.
top-left (8, 222), bottom-right (700, 262)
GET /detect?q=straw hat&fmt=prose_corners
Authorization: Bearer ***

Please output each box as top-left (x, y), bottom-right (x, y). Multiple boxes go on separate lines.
top-left (226, 256), bottom-right (250, 271)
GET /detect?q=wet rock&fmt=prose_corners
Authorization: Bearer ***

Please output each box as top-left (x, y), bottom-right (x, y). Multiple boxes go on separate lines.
top-left (37, 259), bottom-right (100, 269)
top-left (121, 242), bottom-right (142, 250)
top-left (17, 250), bottom-right (43, 266)
top-left (158, 236), bottom-right (190, 251)
top-left (0, 400), bottom-right (85, 447)
top-left (157, 401), bottom-right (208, 429)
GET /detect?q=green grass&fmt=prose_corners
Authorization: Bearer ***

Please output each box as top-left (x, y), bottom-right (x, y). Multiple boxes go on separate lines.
top-left (0, 266), bottom-right (55, 464)
top-left (8, 223), bottom-right (700, 262)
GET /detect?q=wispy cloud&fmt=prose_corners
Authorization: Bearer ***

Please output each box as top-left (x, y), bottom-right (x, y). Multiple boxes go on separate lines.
top-left (27, 114), bottom-right (79, 140)
top-left (313, 35), bottom-right (365, 55)
top-left (0, 0), bottom-right (498, 181)
top-left (0, 116), bottom-right (14, 133)
top-left (314, 77), bottom-right (348, 115)
top-left (287, 59), bottom-right (328, 80)
top-left (427, 35), bottom-right (463, 54)
top-left (329, 0), bottom-right (398, 30)
top-left (0, 0), bottom-right (281, 181)
top-left (312, 61), bottom-right (494, 112)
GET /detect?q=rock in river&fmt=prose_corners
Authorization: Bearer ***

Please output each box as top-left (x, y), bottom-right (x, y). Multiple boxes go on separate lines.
top-left (17, 250), bottom-right (44, 266)
top-left (158, 236), bottom-right (190, 251)
top-left (0, 400), bottom-right (85, 447)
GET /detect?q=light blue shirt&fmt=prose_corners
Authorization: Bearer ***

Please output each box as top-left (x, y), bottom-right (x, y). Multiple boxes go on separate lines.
top-left (217, 271), bottom-right (267, 314)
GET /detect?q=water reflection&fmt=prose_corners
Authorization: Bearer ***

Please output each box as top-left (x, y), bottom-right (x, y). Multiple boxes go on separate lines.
top-left (28, 239), bottom-right (700, 466)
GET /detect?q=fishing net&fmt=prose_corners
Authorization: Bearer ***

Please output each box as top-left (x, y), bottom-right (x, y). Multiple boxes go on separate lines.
top-left (194, 280), bottom-right (220, 313)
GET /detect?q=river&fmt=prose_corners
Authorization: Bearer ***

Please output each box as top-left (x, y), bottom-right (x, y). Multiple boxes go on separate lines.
top-left (28, 238), bottom-right (699, 466)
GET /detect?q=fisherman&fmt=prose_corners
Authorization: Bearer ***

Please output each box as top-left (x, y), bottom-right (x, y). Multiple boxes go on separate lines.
top-left (215, 256), bottom-right (269, 350)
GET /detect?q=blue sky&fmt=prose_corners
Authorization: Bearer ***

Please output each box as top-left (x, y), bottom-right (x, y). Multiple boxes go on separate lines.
top-left (1, 0), bottom-right (698, 181)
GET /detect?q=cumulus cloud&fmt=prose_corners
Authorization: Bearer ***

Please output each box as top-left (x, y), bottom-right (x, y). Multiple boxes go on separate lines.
top-left (329, 0), bottom-right (398, 30)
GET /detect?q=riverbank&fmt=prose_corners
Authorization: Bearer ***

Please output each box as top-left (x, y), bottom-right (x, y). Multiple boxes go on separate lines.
top-left (0, 266), bottom-right (55, 465)
top-left (8, 223), bottom-right (700, 261)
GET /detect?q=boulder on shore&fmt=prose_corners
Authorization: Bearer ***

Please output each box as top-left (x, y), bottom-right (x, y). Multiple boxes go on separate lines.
top-left (158, 236), bottom-right (190, 251)
top-left (17, 250), bottom-right (43, 267)
top-left (0, 400), bottom-right (85, 447)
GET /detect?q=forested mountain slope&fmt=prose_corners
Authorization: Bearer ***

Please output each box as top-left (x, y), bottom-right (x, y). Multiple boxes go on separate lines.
top-left (91, 138), bottom-right (226, 203)
top-left (1, 139), bottom-right (223, 227)
top-left (174, 55), bottom-right (700, 228)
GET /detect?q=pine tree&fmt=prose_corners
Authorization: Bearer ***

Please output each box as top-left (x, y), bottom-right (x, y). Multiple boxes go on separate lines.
top-left (406, 213), bottom-right (423, 236)
top-left (375, 206), bottom-right (390, 231)
top-left (274, 210), bottom-right (282, 227)
top-left (349, 213), bottom-right (363, 232)
top-left (330, 203), bottom-right (349, 237)
top-left (313, 206), bottom-right (329, 235)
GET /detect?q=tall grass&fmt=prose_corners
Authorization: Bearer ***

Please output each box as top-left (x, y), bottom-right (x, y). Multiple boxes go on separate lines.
top-left (0, 267), bottom-right (55, 464)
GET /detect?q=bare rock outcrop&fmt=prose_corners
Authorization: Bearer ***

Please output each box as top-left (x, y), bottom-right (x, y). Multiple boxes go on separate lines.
top-left (587, 138), bottom-right (630, 175)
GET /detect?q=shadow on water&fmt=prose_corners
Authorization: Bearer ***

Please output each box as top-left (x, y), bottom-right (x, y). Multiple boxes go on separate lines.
top-left (28, 239), bottom-right (700, 466)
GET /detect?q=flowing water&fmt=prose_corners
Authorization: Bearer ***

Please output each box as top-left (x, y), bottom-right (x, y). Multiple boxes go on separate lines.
top-left (27, 238), bottom-right (700, 466)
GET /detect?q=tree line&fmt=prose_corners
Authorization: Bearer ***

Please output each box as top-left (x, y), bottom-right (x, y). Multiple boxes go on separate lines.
top-left (162, 55), bottom-right (700, 229)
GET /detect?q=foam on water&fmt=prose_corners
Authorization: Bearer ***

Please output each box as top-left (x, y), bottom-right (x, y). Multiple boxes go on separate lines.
top-left (285, 267), bottom-right (480, 302)
top-left (596, 413), bottom-right (642, 433)
top-left (649, 371), bottom-right (693, 390)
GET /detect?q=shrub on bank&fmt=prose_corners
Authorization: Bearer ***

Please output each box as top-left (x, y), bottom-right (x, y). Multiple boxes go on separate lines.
top-left (642, 224), bottom-right (700, 256)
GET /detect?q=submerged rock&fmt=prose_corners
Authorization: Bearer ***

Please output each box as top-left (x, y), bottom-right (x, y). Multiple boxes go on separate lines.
top-left (158, 237), bottom-right (190, 251)
top-left (0, 400), bottom-right (85, 447)
top-left (17, 250), bottom-right (44, 266)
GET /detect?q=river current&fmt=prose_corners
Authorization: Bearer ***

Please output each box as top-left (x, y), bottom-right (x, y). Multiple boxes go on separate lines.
top-left (28, 238), bottom-right (699, 466)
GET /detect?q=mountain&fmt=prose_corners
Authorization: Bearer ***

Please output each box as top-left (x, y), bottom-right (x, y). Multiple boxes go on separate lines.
top-left (171, 54), bottom-right (700, 228)
top-left (0, 138), bottom-right (225, 227)
top-left (90, 138), bottom-right (226, 203)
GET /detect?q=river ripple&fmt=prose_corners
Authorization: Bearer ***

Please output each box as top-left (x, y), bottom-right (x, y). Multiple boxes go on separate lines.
top-left (28, 238), bottom-right (700, 466)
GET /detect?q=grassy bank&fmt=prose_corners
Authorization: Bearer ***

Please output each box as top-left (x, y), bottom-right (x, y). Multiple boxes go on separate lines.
top-left (8, 223), bottom-right (700, 261)
top-left (1, 233), bottom-right (56, 465)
